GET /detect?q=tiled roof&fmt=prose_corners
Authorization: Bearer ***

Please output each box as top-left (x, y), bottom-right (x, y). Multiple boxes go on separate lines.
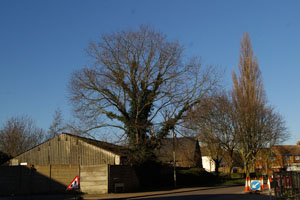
top-left (274, 145), bottom-right (300, 156)
top-left (200, 147), bottom-right (210, 156)
top-left (155, 137), bottom-right (199, 163)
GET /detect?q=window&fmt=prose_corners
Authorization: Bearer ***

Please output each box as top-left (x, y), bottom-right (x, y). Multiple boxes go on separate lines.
top-left (295, 156), bottom-right (300, 161)
top-left (286, 155), bottom-right (292, 161)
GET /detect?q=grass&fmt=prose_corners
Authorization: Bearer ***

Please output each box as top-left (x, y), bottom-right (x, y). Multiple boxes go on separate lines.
top-left (218, 178), bottom-right (245, 185)
top-left (214, 172), bottom-right (245, 186)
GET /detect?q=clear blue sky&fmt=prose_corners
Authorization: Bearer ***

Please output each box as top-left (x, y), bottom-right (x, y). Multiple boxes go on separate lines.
top-left (1, 0), bottom-right (300, 144)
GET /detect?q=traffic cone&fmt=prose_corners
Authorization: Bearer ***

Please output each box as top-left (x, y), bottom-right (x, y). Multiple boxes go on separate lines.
top-left (259, 177), bottom-right (262, 190)
top-left (260, 177), bottom-right (264, 190)
top-left (267, 176), bottom-right (272, 190)
top-left (248, 177), bottom-right (251, 191)
top-left (245, 177), bottom-right (250, 191)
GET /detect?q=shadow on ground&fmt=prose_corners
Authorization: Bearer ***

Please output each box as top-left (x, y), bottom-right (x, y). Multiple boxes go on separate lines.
top-left (0, 185), bottom-right (274, 200)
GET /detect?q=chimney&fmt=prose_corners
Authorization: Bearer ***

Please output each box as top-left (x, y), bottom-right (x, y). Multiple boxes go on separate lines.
top-left (297, 141), bottom-right (300, 146)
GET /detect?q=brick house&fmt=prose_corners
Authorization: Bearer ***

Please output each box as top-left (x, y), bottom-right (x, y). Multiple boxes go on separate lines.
top-left (256, 141), bottom-right (300, 174)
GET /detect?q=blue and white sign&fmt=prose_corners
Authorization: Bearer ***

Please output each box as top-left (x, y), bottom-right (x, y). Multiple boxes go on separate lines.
top-left (250, 180), bottom-right (261, 191)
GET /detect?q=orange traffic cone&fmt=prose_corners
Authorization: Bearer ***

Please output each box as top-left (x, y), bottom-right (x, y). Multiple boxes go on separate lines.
top-left (245, 177), bottom-right (250, 191)
top-left (267, 177), bottom-right (272, 190)
top-left (248, 177), bottom-right (251, 191)
top-left (260, 177), bottom-right (264, 190)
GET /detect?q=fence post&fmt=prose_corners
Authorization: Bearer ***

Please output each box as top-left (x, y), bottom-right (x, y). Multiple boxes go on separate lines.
top-left (49, 164), bottom-right (52, 193)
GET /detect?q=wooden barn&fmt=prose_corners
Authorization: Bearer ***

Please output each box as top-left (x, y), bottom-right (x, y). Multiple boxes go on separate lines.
top-left (3, 133), bottom-right (139, 195)
top-left (9, 133), bottom-right (129, 166)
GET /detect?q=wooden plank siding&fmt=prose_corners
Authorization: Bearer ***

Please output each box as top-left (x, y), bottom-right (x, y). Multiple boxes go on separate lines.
top-left (80, 165), bottom-right (108, 194)
top-left (0, 164), bottom-right (139, 195)
top-left (10, 134), bottom-right (121, 166)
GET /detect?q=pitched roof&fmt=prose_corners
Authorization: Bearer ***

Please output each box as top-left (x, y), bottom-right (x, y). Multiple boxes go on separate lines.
top-left (200, 147), bottom-right (210, 156)
top-left (155, 137), bottom-right (199, 163)
top-left (273, 145), bottom-right (300, 156)
top-left (62, 133), bottom-right (129, 156)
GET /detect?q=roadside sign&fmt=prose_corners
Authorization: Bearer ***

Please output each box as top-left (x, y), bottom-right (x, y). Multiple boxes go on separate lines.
top-left (250, 180), bottom-right (261, 191)
top-left (67, 176), bottom-right (80, 190)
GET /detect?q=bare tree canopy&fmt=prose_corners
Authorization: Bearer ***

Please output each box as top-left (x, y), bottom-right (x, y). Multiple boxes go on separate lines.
top-left (232, 32), bottom-right (288, 175)
top-left (0, 115), bottom-right (44, 157)
top-left (184, 33), bottom-right (288, 175)
top-left (185, 92), bottom-right (238, 173)
top-left (47, 108), bottom-right (65, 140)
top-left (69, 25), bottom-right (220, 163)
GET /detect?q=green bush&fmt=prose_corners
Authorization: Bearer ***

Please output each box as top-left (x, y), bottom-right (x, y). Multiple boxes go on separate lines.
top-left (177, 168), bottom-right (218, 186)
top-left (135, 164), bottom-right (244, 189)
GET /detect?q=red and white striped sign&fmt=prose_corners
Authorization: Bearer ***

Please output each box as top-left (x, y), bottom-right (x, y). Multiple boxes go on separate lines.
top-left (67, 176), bottom-right (80, 190)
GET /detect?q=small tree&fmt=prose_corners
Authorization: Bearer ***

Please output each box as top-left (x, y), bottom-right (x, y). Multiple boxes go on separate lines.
top-left (69, 25), bottom-right (220, 164)
top-left (185, 93), bottom-right (238, 173)
top-left (47, 108), bottom-right (65, 139)
top-left (0, 115), bottom-right (44, 157)
top-left (0, 151), bottom-right (11, 165)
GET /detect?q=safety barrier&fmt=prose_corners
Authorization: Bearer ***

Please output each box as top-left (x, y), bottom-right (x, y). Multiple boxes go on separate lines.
top-left (244, 176), bottom-right (269, 192)
top-left (273, 171), bottom-right (300, 200)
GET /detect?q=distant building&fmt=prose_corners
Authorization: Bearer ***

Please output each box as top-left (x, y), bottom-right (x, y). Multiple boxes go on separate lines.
top-left (256, 141), bottom-right (300, 174)
top-left (200, 147), bottom-right (243, 173)
top-left (9, 133), bottom-right (205, 169)
top-left (155, 137), bottom-right (203, 168)
top-left (201, 155), bottom-right (216, 172)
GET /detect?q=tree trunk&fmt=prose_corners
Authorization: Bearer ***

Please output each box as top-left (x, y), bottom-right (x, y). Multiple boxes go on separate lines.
top-left (244, 159), bottom-right (250, 177)
top-left (215, 160), bottom-right (221, 174)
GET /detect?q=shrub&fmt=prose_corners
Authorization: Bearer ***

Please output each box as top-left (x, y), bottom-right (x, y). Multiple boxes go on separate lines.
top-left (177, 168), bottom-right (217, 186)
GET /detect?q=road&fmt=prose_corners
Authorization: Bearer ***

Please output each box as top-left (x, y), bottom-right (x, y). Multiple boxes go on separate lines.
top-left (0, 186), bottom-right (274, 200)
top-left (121, 186), bottom-right (273, 200)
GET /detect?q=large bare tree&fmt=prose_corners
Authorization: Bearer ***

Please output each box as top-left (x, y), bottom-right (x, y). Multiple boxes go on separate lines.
top-left (0, 115), bottom-right (44, 157)
top-left (69, 26), bottom-right (219, 163)
top-left (232, 32), bottom-right (288, 176)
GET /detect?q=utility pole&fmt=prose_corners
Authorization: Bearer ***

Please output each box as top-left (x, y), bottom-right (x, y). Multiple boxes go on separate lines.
top-left (173, 130), bottom-right (177, 188)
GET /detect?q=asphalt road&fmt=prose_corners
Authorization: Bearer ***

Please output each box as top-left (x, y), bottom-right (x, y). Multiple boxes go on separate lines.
top-left (0, 186), bottom-right (274, 200)
top-left (123, 186), bottom-right (273, 200)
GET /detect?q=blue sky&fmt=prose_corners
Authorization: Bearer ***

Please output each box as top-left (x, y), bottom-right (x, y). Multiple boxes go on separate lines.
top-left (0, 0), bottom-right (300, 144)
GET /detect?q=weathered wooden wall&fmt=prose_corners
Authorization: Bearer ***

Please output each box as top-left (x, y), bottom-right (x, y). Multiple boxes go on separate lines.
top-left (11, 134), bottom-right (119, 166)
top-left (0, 165), bottom-right (79, 195)
top-left (80, 165), bottom-right (108, 194)
top-left (0, 164), bottom-right (139, 196)
top-left (108, 165), bottom-right (139, 193)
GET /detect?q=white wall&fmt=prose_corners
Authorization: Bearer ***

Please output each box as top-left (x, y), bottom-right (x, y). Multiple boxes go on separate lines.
top-left (202, 156), bottom-right (215, 172)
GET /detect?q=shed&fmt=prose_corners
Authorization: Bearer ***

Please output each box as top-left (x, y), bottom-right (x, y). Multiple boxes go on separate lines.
top-left (9, 133), bottom-right (129, 166)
